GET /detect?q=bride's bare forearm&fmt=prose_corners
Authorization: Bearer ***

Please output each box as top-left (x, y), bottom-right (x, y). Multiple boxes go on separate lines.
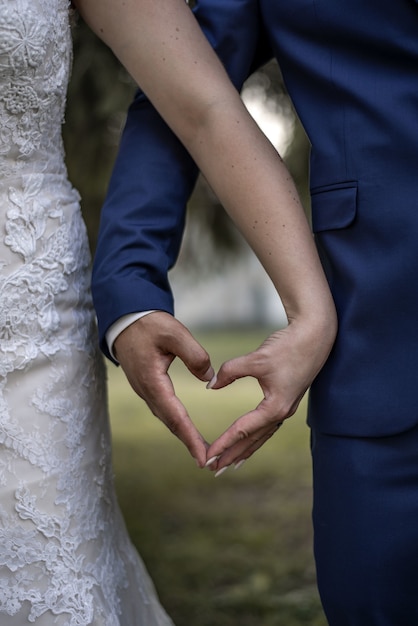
top-left (187, 102), bottom-right (337, 339)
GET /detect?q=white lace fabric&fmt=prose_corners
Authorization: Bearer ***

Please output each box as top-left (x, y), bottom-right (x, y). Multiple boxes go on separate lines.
top-left (0, 1), bottom-right (173, 623)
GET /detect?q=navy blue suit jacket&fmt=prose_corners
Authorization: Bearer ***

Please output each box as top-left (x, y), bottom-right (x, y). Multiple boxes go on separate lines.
top-left (92, 0), bottom-right (418, 437)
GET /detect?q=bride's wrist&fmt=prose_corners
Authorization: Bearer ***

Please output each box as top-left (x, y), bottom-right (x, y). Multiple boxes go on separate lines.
top-left (286, 300), bottom-right (338, 355)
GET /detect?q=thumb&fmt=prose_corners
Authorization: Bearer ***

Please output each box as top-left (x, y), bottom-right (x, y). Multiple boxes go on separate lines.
top-left (209, 353), bottom-right (254, 390)
top-left (164, 326), bottom-right (215, 383)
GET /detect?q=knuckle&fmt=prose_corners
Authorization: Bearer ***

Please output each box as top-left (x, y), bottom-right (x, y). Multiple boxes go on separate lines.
top-left (218, 360), bottom-right (237, 381)
top-left (236, 426), bottom-right (260, 446)
top-left (195, 351), bottom-right (211, 376)
top-left (236, 426), bottom-right (250, 441)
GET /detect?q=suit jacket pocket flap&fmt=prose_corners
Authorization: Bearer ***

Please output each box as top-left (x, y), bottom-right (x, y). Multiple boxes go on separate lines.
top-left (311, 182), bottom-right (357, 232)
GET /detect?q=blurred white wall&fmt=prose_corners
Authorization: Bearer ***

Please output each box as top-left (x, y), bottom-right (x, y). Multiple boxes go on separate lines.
top-left (170, 253), bottom-right (288, 329)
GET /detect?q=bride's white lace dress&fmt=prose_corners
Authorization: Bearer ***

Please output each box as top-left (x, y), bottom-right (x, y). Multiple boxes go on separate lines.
top-left (0, 1), bottom-right (174, 623)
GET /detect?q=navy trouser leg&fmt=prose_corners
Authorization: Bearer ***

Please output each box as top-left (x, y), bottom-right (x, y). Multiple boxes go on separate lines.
top-left (311, 424), bottom-right (418, 626)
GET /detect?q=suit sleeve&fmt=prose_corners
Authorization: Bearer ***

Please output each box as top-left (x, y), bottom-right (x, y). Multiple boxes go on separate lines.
top-left (92, 0), bottom-right (272, 360)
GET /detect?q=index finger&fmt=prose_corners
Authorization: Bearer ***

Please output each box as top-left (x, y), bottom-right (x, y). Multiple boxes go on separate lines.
top-left (147, 374), bottom-right (209, 467)
top-left (134, 369), bottom-right (210, 467)
top-left (205, 402), bottom-right (279, 464)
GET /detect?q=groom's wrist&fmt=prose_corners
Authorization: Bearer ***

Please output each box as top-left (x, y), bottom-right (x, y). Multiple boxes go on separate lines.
top-left (106, 310), bottom-right (158, 361)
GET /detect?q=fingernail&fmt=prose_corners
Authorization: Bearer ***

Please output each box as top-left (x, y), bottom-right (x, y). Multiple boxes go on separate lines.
top-left (204, 366), bottom-right (215, 382)
top-left (206, 374), bottom-right (217, 390)
top-left (215, 465), bottom-right (230, 478)
top-left (234, 459), bottom-right (246, 471)
top-left (205, 455), bottom-right (220, 467)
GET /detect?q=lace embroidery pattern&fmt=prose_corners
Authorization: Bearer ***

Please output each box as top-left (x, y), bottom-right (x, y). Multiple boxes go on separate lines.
top-left (0, 0), bottom-right (68, 174)
top-left (0, 1), bottom-right (173, 624)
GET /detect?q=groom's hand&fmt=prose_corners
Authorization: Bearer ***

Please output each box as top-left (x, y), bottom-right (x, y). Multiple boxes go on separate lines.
top-left (113, 312), bottom-right (215, 467)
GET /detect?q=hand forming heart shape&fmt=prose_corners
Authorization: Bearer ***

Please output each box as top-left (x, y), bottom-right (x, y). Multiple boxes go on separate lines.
top-left (113, 310), bottom-right (336, 472)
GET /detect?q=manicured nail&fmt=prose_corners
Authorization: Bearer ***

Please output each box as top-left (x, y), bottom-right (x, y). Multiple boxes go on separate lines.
top-left (206, 374), bottom-right (217, 390)
top-left (205, 455), bottom-right (220, 467)
top-left (234, 459), bottom-right (246, 471)
top-left (215, 465), bottom-right (230, 478)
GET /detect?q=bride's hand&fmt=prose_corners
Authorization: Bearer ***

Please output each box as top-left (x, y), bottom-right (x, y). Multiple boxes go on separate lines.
top-left (205, 317), bottom-right (337, 473)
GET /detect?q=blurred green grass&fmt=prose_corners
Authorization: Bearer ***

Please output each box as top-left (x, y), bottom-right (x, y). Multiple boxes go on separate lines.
top-left (107, 328), bottom-right (327, 626)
